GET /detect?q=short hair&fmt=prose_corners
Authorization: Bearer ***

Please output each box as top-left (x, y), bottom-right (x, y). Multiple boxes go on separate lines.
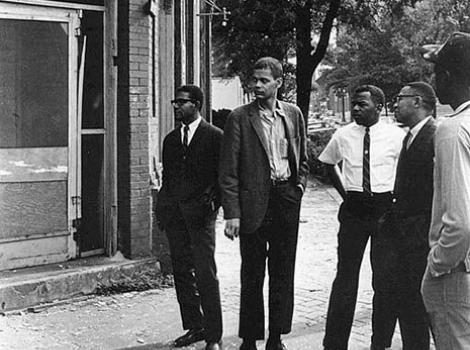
top-left (176, 84), bottom-right (204, 110)
top-left (353, 85), bottom-right (385, 107)
top-left (253, 57), bottom-right (283, 79)
top-left (406, 81), bottom-right (437, 112)
top-left (436, 32), bottom-right (470, 84)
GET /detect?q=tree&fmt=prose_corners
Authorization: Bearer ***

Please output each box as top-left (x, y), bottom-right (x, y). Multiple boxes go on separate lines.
top-left (322, 0), bottom-right (469, 105)
top-left (212, 0), bottom-right (420, 121)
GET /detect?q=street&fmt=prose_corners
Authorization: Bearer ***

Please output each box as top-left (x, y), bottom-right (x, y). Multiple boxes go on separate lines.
top-left (0, 180), bottom-right (430, 349)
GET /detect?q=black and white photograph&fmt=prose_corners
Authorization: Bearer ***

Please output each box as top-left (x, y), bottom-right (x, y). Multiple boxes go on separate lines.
top-left (0, 0), bottom-right (470, 349)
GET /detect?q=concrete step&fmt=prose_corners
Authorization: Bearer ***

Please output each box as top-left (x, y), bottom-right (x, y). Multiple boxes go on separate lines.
top-left (0, 253), bottom-right (159, 312)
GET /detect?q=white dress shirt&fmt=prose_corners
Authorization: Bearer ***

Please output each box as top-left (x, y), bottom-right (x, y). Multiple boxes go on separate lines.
top-left (318, 120), bottom-right (405, 193)
top-left (180, 115), bottom-right (202, 145)
top-left (428, 100), bottom-right (470, 277)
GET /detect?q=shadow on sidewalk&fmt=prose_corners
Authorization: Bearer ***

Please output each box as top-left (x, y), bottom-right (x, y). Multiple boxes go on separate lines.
top-left (117, 333), bottom-right (242, 350)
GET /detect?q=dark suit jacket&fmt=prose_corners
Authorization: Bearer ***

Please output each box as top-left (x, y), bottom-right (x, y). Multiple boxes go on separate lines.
top-left (219, 100), bottom-right (309, 234)
top-left (394, 117), bottom-right (436, 218)
top-left (156, 119), bottom-right (223, 228)
top-left (381, 118), bottom-right (436, 248)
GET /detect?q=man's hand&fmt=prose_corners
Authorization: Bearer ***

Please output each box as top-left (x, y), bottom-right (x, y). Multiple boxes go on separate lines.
top-left (224, 218), bottom-right (240, 240)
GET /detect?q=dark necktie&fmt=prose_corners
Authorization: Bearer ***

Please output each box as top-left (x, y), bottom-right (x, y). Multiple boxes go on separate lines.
top-left (363, 127), bottom-right (372, 196)
top-left (394, 131), bottom-right (412, 194)
top-left (183, 125), bottom-right (189, 151)
top-left (403, 131), bottom-right (412, 151)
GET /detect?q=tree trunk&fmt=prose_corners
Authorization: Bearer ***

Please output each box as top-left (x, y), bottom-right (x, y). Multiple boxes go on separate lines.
top-left (295, 0), bottom-right (341, 124)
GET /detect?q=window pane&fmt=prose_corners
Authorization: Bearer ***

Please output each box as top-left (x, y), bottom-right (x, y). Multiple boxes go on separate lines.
top-left (81, 10), bottom-right (104, 129)
top-left (0, 19), bottom-right (68, 148)
top-left (81, 134), bottom-right (104, 251)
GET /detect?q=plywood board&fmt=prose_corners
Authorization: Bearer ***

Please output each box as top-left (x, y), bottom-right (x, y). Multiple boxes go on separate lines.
top-left (0, 181), bottom-right (67, 239)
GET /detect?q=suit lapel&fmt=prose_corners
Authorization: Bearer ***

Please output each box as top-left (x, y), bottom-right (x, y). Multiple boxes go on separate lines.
top-left (277, 101), bottom-right (294, 139)
top-left (248, 102), bottom-right (271, 157)
top-left (406, 118), bottom-right (435, 154)
top-left (187, 118), bottom-right (207, 151)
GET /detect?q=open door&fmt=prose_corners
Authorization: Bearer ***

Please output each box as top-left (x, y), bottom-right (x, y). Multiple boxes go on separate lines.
top-left (0, 4), bottom-right (81, 270)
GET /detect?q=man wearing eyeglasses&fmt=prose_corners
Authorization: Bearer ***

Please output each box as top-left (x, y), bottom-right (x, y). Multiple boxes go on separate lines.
top-left (156, 85), bottom-right (223, 350)
top-left (373, 82), bottom-right (437, 350)
top-left (420, 32), bottom-right (470, 349)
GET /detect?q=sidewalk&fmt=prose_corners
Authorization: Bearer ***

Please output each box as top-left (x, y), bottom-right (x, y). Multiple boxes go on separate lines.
top-left (0, 181), bottom-right (425, 349)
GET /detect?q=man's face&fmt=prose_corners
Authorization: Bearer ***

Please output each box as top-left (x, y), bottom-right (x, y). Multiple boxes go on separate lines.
top-left (251, 68), bottom-right (282, 101)
top-left (434, 65), bottom-right (452, 105)
top-left (393, 86), bottom-right (418, 125)
top-left (351, 91), bottom-right (380, 127)
top-left (173, 91), bottom-right (198, 124)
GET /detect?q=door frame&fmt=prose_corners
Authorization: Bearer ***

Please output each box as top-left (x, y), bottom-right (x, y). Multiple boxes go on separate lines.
top-left (0, 0), bottom-right (117, 269)
top-left (0, 3), bottom-right (80, 268)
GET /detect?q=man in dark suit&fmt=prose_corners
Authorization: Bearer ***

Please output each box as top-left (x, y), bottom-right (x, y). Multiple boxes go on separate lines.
top-left (219, 57), bottom-right (309, 350)
top-left (373, 82), bottom-right (437, 350)
top-left (156, 85), bottom-right (223, 350)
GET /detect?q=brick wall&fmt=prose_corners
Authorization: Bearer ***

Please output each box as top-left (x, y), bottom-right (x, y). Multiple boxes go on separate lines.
top-left (117, 0), bottom-right (153, 259)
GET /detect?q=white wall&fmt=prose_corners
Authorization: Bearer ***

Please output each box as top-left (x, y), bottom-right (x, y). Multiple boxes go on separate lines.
top-left (211, 76), bottom-right (244, 110)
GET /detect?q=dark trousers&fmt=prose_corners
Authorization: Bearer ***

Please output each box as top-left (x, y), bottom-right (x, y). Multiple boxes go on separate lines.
top-left (372, 213), bottom-right (430, 349)
top-left (238, 183), bottom-right (302, 340)
top-left (165, 206), bottom-right (223, 343)
top-left (323, 192), bottom-right (392, 350)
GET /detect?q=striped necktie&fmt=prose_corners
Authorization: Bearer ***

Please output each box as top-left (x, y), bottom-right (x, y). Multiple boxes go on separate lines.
top-left (363, 127), bottom-right (372, 195)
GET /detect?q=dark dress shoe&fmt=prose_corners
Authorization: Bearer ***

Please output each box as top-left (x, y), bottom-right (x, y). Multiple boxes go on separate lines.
top-left (240, 339), bottom-right (257, 350)
top-left (173, 328), bottom-right (205, 347)
top-left (265, 338), bottom-right (287, 350)
top-left (206, 341), bottom-right (223, 350)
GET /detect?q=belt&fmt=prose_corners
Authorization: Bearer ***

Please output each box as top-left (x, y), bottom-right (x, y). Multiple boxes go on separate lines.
top-left (270, 179), bottom-right (290, 187)
top-left (346, 191), bottom-right (392, 199)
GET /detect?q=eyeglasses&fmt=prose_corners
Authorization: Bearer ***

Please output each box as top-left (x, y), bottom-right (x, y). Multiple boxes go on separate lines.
top-left (395, 94), bottom-right (422, 103)
top-left (170, 98), bottom-right (195, 107)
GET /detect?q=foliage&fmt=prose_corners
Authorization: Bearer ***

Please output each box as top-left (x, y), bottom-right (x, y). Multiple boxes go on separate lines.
top-left (212, 0), bottom-right (423, 119)
top-left (322, 0), bottom-right (470, 104)
top-left (307, 129), bottom-right (335, 181)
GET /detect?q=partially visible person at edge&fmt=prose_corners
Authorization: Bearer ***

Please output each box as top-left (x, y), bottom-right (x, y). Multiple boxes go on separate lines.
top-left (420, 32), bottom-right (470, 349)
top-left (156, 85), bottom-right (223, 350)
top-left (372, 82), bottom-right (437, 350)
top-left (318, 85), bottom-right (405, 350)
top-left (219, 56), bottom-right (309, 350)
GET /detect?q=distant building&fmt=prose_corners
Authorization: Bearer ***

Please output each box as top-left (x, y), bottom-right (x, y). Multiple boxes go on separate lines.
top-left (211, 76), bottom-right (246, 111)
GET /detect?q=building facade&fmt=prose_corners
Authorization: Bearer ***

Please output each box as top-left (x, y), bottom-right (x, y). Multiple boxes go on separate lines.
top-left (0, 0), bottom-right (210, 271)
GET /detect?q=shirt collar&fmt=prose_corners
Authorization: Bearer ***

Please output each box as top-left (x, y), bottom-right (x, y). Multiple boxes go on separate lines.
top-left (183, 115), bottom-right (202, 132)
top-left (450, 100), bottom-right (470, 116)
top-left (409, 116), bottom-right (431, 138)
top-left (258, 99), bottom-right (286, 118)
top-left (354, 119), bottom-right (381, 132)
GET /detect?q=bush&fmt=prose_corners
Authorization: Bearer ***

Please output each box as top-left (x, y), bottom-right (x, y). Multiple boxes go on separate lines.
top-left (307, 129), bottom-right (336, 182)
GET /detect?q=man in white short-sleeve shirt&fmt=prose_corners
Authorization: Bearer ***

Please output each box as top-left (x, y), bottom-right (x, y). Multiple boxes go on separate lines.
top-left (320, 85), bottom-right (405, 350)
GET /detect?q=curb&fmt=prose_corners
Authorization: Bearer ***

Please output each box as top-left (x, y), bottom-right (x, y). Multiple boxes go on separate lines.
top-left (0, 256), bottom-right (159, 312)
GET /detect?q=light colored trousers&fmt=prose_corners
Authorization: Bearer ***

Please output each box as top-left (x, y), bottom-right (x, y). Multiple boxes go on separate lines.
top-left (421, 266), bottom-right (470, 350)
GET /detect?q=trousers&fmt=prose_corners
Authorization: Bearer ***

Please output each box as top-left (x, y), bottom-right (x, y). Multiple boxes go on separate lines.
top-left (238, 182), bottom-right (302, 340)
top-left (323, 192), bottom-right (392, 350)
top-left (165, 205), bottom-right (223, 343)
top-left (422, 266), bottom-right (470, 350)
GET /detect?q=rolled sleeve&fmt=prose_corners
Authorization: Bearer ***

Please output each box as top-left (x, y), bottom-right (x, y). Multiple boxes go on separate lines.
top-left (318, 134), bottom-right (342, 165)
